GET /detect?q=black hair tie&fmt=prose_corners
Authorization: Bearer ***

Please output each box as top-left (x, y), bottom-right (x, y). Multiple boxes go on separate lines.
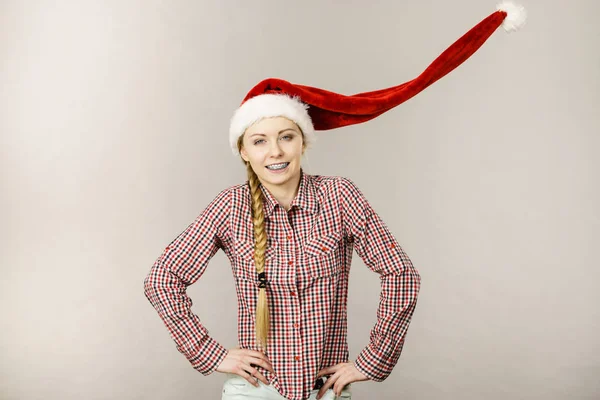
top-left (257, 272), bottom-right (268, 289)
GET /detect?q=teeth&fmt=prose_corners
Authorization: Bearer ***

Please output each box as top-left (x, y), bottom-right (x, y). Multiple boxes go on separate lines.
top-left (267, 162), bottom-right (289, 170)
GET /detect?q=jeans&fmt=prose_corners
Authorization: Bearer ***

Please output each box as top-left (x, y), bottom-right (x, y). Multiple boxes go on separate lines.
top-left (221, 373), bottom-right (352, 400)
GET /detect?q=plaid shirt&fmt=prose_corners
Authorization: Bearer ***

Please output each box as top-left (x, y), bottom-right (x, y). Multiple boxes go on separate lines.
top-left (144, 171), bottom-right (421, 400)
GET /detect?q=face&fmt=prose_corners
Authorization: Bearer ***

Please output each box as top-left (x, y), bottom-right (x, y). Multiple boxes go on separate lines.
top-left (240, 117), bottom-right (305, 190)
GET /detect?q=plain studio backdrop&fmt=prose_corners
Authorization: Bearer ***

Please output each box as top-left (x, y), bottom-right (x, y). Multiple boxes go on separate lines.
top-left (1, 0), bottom-right (598, 399)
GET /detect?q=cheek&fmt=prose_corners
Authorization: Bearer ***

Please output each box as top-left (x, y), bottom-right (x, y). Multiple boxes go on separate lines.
top-left (246, 148), bottom-right (267, 164)
top-left (290, 142), bottom-right (304, 156)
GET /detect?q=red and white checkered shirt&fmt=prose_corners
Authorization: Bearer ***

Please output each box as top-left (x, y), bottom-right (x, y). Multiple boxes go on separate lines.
top-left (144, 171), bottom-right (421, 400)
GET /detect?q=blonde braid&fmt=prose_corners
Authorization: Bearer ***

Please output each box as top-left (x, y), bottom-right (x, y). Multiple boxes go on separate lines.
top-left (245, 159), bottom-right (270, 351)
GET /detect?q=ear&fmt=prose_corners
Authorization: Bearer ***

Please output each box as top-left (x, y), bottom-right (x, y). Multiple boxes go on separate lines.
top-left (240, 146), bottom-right (249, 162)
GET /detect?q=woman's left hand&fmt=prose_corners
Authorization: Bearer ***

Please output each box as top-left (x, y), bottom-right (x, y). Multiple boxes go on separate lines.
top-left (315, 362), bottom-right (369, 399)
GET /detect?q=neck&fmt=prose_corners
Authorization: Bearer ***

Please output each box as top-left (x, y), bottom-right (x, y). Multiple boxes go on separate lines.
top-left (261, 169), bottom-right (302, 211)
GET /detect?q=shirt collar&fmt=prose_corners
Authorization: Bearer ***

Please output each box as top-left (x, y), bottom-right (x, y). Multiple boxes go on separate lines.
top-left (259, 169), bottom-right (319, 219)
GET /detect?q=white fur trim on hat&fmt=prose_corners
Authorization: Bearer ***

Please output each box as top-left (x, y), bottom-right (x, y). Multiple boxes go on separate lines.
top-left (496, 2), bottom-right (527, 32)
top-left (229, 94), bottom-right (316, 156)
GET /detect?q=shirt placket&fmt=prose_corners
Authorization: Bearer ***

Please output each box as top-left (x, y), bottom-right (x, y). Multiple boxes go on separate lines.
top-left (276, 207), bottom-right (304, 397)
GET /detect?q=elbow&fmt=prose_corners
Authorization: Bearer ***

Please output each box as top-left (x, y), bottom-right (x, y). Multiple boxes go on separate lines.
top-left (415, 270), bottom-right (422, 292)
top-left (143, 265), bottom-right (160, 301)
top-left (143, 274), bottom-right (153, 300)
top-left (408, 265), bottom-right (422, 295)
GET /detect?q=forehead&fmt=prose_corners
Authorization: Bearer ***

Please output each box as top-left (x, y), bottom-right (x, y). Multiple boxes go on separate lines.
top-left (245, 117), bottom-right (300, 136)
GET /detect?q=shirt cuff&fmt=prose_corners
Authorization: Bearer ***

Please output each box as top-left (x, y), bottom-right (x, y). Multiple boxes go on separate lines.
top-left (354, 339), bottom-right (402, 382)
top-left (188, 335), bottom-right (229, 376)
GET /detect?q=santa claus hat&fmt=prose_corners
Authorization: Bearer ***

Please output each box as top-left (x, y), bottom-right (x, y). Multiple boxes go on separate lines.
top-left (229, 2), bottom-right (527, 155)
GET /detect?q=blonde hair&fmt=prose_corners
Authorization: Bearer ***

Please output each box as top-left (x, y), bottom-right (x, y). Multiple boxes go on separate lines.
top-left (236, 126), bottom-right (305, 351)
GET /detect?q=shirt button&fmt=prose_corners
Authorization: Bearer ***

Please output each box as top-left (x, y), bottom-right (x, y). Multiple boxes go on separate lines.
top-left (294, 356), bottom-right (300, 361)
top-left (290, 291), bottom-right (296, 296)
top-left (321, 247), bottom-right (327, 251)
top-left (286, 235), bottom-right (292, 240)
top-left (391, 243), bottom-right (396, 248)
top-left (293, 323), bottom-right (299, 329)
top-left (288, 260), bottom-right (293, 265)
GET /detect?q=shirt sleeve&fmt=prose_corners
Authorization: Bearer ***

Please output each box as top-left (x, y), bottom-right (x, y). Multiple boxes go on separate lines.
top-left (143, 188), bottom-right (231, 375)
top-left (338, 177), bottom-right (421, 382)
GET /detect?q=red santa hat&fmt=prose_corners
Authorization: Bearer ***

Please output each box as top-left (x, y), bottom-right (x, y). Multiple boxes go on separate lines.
top-left (229, 2), bottom-right (527, 155)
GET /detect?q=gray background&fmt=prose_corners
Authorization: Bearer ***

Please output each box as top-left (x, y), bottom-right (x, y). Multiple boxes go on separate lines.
top-left (1, 0), bottom-right (598, 399)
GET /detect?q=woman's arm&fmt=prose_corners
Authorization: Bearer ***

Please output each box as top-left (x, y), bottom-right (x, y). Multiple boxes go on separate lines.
top-left (339, 177), bottom-right (421, 382)
top-left (143, 188), bottom-right (231, 375)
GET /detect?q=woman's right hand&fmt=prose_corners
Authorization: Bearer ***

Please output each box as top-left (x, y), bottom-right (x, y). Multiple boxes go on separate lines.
top-left (216, 348), bottom-right (275, 387)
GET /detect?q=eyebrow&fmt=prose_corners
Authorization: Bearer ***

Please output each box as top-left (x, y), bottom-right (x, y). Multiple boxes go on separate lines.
top-left (249, 129), bottom-right (298, 138)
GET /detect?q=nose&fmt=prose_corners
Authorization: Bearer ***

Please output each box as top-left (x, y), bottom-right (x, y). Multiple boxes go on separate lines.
top-left (268, 140), bottom-right (284, 157)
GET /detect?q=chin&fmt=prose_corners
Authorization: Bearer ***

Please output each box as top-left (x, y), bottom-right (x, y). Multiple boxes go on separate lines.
top-left (262, 167), bottom-right (300, 186)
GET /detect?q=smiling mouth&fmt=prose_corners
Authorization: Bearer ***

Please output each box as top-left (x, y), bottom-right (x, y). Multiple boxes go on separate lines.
top-left (266, 162), bottom-right (290, 171)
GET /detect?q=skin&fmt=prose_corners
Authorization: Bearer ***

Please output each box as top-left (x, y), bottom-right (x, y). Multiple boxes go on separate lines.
top-left (315, 363), bottom-right (368, 399)
top-left (217, 117), bottom-right (369, 396)
top-left (215, 347), bottom-right (275, 387)
top-left (239, 116), bottom-right (305, 210)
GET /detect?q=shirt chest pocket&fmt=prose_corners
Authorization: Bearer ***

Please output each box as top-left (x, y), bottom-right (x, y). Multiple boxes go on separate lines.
top-left (303, 232), bottom-right (343, 279)
top-left (232, 239), bottom-right (278, 283)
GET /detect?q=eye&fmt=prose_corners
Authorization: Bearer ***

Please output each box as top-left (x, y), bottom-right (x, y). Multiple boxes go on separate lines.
top-left (253, 139), bottom-right (265, 145)
top-left (281, 135), bottom-right (293, 140)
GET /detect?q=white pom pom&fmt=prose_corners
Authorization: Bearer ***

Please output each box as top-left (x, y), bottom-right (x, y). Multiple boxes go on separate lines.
top-left (496, 2), bottom-right (527, 32)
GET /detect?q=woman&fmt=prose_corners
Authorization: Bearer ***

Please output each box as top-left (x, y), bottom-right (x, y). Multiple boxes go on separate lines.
top-left (144, 4), bottom-right (525, 400)
top-left (145, 108), bottom-right (420, 400)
